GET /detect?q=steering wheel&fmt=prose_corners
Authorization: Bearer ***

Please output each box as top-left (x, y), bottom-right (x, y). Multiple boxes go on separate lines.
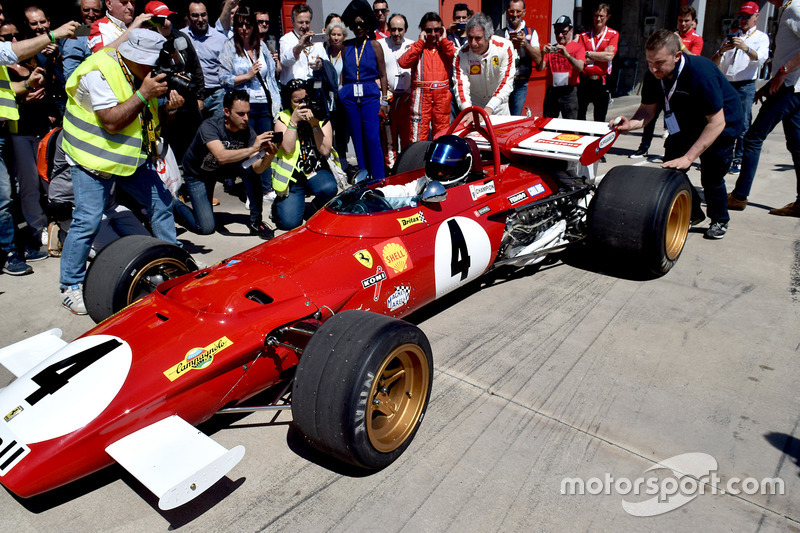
top-left (446, 106), bottom-right (501, 176)
top-left (350, 189), bottom-right (393, 214)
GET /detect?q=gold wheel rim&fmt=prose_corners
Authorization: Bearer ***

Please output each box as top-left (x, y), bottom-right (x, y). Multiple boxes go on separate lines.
top-left (665, 189), bottom-right (691, 261)
top-left (126, 258), bottom-right (192, 305)
top-left (366, 343), bottom-right (430, 453)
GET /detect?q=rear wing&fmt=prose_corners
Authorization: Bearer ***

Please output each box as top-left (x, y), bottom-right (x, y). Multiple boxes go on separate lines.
top-left (466, 116), bottom-right (619, 182)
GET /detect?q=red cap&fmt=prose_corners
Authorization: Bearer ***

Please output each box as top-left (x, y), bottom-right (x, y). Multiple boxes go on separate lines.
top-left (739, 1), bottom-right (759, 15)
top-left (144, 1), bottom-right (176, 16)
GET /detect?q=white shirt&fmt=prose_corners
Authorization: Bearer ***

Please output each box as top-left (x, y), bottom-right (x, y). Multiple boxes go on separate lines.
top-left (379, 37), bottom-right (414, 93)
top-left (774, 1), bottom-right (800, 91)
top-left (0, 42), bottom-right (18, 66)
top-left (718, 27), bottom-right (769, 82)
top-left (279, 30), bottom-right (328, 85)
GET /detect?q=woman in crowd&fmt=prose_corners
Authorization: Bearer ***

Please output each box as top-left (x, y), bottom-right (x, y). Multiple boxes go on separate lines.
top-left (324, 19), bottom-right (349, 170)
top-left (272, 79), bottom-right (338, 230)
top-left (219, 6), bottom-right (281, 197)
top-left (340, 6), bottom-right (388, 180)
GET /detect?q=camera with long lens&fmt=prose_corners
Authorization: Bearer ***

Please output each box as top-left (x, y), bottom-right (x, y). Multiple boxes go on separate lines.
top-left (298, 95), bottom-right (327, 121)
top-left (151, 37), bottom-right (199, 98)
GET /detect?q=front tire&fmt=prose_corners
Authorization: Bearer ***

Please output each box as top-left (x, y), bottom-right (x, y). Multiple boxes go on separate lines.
top-left (292, 310), bottom-right (433, 470)
top-left (588, 165), bottom-right (692, 276)
top-left (84, 235), bottom-right (197, 323)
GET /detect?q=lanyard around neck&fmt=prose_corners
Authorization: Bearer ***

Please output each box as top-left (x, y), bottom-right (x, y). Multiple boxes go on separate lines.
top-left (117, 54), bottom-right (157, 157)
top-left (661, 55), bottom-right (685, 113)
top-left (354, 38), bottom-right (368, 82)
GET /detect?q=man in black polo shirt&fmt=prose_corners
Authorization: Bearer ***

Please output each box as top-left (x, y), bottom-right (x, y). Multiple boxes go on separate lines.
top-left (613, 29), bottom-right (743, 240)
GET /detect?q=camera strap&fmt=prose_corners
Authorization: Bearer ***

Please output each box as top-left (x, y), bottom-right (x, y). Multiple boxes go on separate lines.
top-left (117, 54), bottom-right (158, 159)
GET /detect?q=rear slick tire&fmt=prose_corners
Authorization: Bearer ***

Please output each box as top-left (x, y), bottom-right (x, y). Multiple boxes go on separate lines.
top-left (292, 310), bottom-right (433, 470)
top-left (391, 140), bottom-right (432, 175)
top-left (84, 235), bottom-right (197, 323)
top-left (588, 165), bottom-right (692, 276)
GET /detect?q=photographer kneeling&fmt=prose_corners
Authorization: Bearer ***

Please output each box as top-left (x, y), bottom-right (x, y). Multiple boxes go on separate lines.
top-left (178, 89), bottom-right (276, 239)
top-left (272, 79), bottom-right (338, 230)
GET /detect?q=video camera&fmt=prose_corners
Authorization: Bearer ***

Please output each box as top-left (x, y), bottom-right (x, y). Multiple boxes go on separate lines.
top-left (151, 36), bottom-right (199, 98)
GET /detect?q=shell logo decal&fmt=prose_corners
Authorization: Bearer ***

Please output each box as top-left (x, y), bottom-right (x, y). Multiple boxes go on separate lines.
top-left (382, 240), bottom-right (413, 274)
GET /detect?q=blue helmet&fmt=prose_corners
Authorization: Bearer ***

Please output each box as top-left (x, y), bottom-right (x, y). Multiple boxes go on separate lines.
top-left (424, 135), bottom-right (473, 188)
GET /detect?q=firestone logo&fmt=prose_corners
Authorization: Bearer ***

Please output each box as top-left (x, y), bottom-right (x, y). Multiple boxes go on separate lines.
top-left (560, 453), bottom-right (785, 517)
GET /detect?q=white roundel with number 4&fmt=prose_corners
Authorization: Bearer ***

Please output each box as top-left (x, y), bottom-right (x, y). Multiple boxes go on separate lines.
top-left (434, 216), bottom-right (492, 298)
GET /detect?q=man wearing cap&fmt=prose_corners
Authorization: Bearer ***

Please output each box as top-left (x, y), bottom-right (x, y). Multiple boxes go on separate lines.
top-left (613, 29), bottom-right (743, 240)
top-left (496, 0), bottom-right (541, 116)
top-left (89, 0), bottom-right (155, 52)
top-left (538, 16), bottom-right (584, 119)
top-left (181, 2), bottom-right (227, 119)
top-left (712, 1), bottom-right (769, 176)
top-left (728, 0), bottom-right (800, 216)
top-left (577, 3), bottom-right (618, 122)
top-left (59, 28), bottom-right (184, 314)
top-left (454, 12), bottom-right (515, 119)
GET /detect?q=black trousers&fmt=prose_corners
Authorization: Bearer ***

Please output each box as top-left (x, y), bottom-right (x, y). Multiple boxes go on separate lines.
top-left (577, 76), bottom-right (610, 122)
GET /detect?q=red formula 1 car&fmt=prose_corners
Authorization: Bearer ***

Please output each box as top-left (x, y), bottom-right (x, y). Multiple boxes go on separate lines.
top-left (0, 108), bottom-right (694, 510)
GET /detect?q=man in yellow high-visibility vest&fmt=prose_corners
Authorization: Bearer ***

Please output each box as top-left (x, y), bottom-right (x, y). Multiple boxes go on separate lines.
top-left (59, 29), bottom-right (185, 315)
top-left (0, 17), bottom-right (80, 276)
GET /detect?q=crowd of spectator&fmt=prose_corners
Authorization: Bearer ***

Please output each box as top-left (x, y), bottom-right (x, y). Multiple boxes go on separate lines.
top-left (0, 0), bottom-right (796, 317)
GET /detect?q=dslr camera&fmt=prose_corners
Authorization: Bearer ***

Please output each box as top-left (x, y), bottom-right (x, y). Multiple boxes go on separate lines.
top-left (298, 94), bottom-right (327, 121)
top-left (151, 37), bottom-right (199, 98)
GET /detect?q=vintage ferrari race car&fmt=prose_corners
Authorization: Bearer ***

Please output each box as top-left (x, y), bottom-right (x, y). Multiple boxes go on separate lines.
top-left (0, 108), bottom-right (694, 510)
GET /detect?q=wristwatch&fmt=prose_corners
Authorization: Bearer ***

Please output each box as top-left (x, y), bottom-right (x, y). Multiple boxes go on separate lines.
top-left (780, 65), bottom-right (789, 74)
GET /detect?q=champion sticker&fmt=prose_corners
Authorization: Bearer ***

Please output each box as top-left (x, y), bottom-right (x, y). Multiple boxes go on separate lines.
top-left (398, 211), bottom-right (426, 230)
top-left (508, 191), bottom-right (527, 205)
top-left (386, 285), bottom-right (411, 311)
top-left (470, 64), bottom-right (481, 75)
top-left (527, 184), bottom-right (546, 198)
top-left (354, 249), bottom-right (373, 268)
top-left (164, 337), bottom-right (232, 382)
top-left (381, 239), bottom-right (413, 274)
top-left (469, 180), bottom-right (495, 201)
top-left (476, 206), bottom-right (491, 216)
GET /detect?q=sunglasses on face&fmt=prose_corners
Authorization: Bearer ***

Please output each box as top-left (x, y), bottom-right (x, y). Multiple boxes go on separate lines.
top-left (373, 8), bottom-right (388, 14)
top-left (555, 27), bottom-right (570, 34)
top-left (235, 21), bottom-right (253, 28)
top-left (424, 27), bottom-right (444, 34)
top-left (0, 33), bottom-right (19, 41)
top-left (189, 12), bottom-right (207, 18)
top-left (738, 14), bottom-right (753, 20)
top-left (257, 19), bottom-right (269, 25)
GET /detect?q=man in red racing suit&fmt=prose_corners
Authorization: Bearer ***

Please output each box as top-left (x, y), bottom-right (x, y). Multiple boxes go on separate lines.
top-left (398, 12), bottom-right (455, 144)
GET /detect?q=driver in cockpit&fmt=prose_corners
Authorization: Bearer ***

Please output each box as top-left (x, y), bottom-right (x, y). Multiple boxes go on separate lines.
top-left (378, 135), bottom-right (482, 208)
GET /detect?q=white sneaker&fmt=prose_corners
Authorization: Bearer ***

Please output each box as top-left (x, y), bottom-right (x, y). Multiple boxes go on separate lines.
top-left (40, 227), bottom-right (48, 246)
top-left (61, 284), bottom-right (88, 315)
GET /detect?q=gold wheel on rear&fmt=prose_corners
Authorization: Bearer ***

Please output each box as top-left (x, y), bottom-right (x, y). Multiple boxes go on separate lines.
top-left (665, 189), bottom-right (691, 260)
top-left (366, 343), bottom-right (430, 453)
top-left (126, 258), bottom-right (192, 305)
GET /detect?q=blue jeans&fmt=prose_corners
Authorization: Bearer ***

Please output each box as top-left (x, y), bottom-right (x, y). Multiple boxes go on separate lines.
top-left (731, 81), bottom-right (756, 161)
top-left (11, 134), bottom-right (47, 238)
top-left (174, 174), bottom-right (217, 235)
top-left (734, 86), bottom-right (800, 200)
top-left (274, 170), bottom-right (338, 230)
top-left (509, 79), bottom-right (528, 116)
top-left (249, 102), bottom-right (274, 193)
top-left (0, 134), bottom-right (13, 255)
top-left (203, 88), bottom-right (226, 119)
top-left (60, 163), bottom-right (177, 288)
top-left (666, 134), bottom-right (735, 224)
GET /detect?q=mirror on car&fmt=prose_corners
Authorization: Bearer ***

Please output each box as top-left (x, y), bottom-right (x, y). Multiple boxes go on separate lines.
top-left (422, 181), bottom-right (447, 203)
top-left (352, 169), bottom-right (371, 187)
